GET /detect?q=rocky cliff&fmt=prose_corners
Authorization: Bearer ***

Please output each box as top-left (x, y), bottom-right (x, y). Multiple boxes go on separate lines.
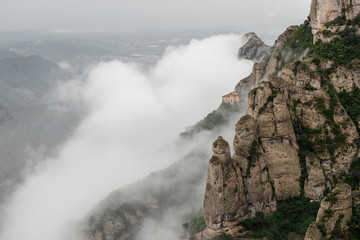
top-left (83, 0), bottom-right (360, 239)
top-left (238, 32), bottom-right (270, 62)
top-left (199, 0), bottom-right (360, 239)
top-left (311, 0), bottom-right (360, 42)
top-left (305, 184), bottom-right (353, 240)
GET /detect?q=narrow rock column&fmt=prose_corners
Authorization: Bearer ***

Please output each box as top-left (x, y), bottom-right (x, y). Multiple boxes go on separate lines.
top-left (204, 137), bottom-right (232, 230)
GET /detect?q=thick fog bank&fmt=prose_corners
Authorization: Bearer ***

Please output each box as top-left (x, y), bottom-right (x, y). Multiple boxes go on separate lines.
top-left (0, 34), bottom-right (253, 240)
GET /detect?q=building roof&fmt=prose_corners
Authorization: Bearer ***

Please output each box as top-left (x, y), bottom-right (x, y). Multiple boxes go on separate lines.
top-left (222, 91), bottom-right (238, 98)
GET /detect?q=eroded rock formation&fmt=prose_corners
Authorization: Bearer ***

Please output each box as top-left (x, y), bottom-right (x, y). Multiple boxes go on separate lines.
top-left (238, 32), bottom-right (270, 62)
top-left (305, 184), bottom-right (353, 240)
top-left (200, 2), bottom-right (360, 236)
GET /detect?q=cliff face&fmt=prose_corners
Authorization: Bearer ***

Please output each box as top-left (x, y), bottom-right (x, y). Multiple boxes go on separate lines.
top-left (305, 184), bottom-right (353, 240)
top-left (199, 1), bottom-right (360, 238)
top-left (235, 26), bottom-right (299, 99)
top-left (311, 0), bottom-right (360, 42)
top-left (310, 0), bottom-right (360, 33)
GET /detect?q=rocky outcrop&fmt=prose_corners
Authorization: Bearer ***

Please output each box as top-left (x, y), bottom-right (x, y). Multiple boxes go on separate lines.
top-left (310, 0), bottom-right (360, 42)
top-left (304, 155), bottom-right (327, 201)
top-left (238, 32), bottom-right (270, 62)
top-left (201, 10), bottom-right (360, 238)
top-left (235, 26), bottom-right (299, 101)
top-left (305, 184), bottom-right (353, 240)
top-left (89, 204), bottom-right (148, 240)
top-left (330, 59), bottom-right (360, 92)
top-left (203, 137), bottom-right (248, 236)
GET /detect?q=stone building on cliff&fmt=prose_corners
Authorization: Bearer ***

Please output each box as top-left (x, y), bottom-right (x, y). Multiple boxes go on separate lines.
top-left (221, 91), bottom-right (240, 104)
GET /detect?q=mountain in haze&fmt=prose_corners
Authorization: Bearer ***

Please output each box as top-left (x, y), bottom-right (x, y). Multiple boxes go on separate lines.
top-left (83, 33), bottom-right (268, 240)
top-left (0, 50), bottom-right (20, 60)
top-left (0, 55), bottom-right (62, 105)
top-left (0, 55), bottom-right (78, 204)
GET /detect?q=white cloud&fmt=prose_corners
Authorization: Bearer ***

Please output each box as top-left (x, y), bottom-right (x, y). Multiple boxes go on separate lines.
top-left (267, 11), bottom-right (277, 17)
top-left (0, 34), bottom-right (253, 240)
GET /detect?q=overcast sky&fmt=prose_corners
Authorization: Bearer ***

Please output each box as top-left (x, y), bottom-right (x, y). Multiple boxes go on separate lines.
top-left (0, 0), bottom-right (311, 34)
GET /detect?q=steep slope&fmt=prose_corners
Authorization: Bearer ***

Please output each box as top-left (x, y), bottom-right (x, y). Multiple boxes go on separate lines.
top-left (198, 1), bottom-right (360, 239)
top-left (83, 34), bottom-right (269, 240)
top-left (86, 150), bottom-right (209, 240)
top-left (0, 55), bottom-right (78, 204)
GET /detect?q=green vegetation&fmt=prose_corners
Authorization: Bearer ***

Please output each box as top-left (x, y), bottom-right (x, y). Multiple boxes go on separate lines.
top-left (90, 203), bottom-right (148, 240)
top-left (322, 29), bottom-right (333, 38)
top-left (324, 10), bottom-right (360, 28)
top-left (325, 190), bottom-right (340, 205)
top-left (322, 208), bottom-right (334, 221)
top-left (285, 15), bottom-right (360, 66)
top-left (184, 210), bottom-right (206, 239)
top-left (212, 234), bottom-right (234, 240)
top-left (349, 204), bottom-right (360, 239)
top-left (311, 57), bottom-right (321, 66)
top-left (346, 14), bottom-right (360, 27)
top-left (246, 141), bottom-right (261, 177)
top-left (305, 83), bottom-right (317, 91)
top-left (285, 20), bottom-right (313, 55)
top-left (311, 26), bottom-right (360, 65)
top-left (331, 214), bottom-right (346, 239)
top-left (345, 157), bottom-right (360, 191)
top-left (242, 196), bottom-right (320, 239)
top-left (292, 117), bottom-right (314, 195)
top-left (338, 87), bottom-right (360, 132)
top-left (313, 81), bottom-right (346, 152)
top-left (181, 102), bottom-right (242, 137)
top-left (317, 222), bottom-right (327, 236)
top-left (258, 84), bottom-right (278, 115)
top-left (325, 15), bottom-right (347, 27)
top-left (196, 102), bottom-right (240, 130)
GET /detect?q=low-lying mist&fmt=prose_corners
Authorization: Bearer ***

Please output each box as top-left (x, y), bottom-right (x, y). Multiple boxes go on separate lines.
top-left (0, 34), bottom-right (253, 240)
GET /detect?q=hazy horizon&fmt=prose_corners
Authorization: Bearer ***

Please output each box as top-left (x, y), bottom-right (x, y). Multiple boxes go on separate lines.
top-left (0, 0), bottom-right (311, 35)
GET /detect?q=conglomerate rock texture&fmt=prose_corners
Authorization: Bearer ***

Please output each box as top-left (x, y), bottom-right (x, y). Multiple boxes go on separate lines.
top-left (199, 2), bottom-right (360, 237)
top-left (305, 184), bottom-right (353, 240)
top-left (311, 0), bottom-right (360, 42)
top-left (310, 0), bottom-right (360, 35)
